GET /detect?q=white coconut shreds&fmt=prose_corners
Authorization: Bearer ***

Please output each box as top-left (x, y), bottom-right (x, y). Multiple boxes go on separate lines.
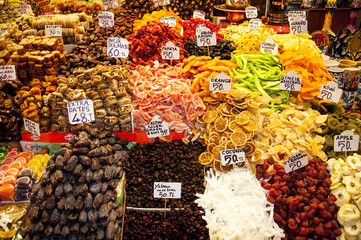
top-left (195, 168), bottom-right (285, 240)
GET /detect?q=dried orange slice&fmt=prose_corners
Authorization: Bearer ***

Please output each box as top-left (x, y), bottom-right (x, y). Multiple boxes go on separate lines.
top-left (244, 142), bottom-right (256, 156)
top-left (212, 145), bottom-right (224, 162)
top-left (228, 120), bottom-right (237, 131)
top-left (244, 130), bottom-right (254, 140)
top-left (220, 135), bottom-right (228, 143)
top-left (242, 110), bottom-right (255, 121)
top-left (225, 140), bottom-right (236, 150)
top-left (207, 143), bottom-right (217, 153)
top-left (212, 160), bottom-right (224, 172)
top-left (203, 110), bottom-right (218, 123)
top-left (198, 152), bottom-right (214, 165)
top-left (247, 98), bottom-right (261, 108)
top-left (196, 115), bottom-right (205, 125)
top-left (235, 113), bottom-right (249, 125)
top-left (230, 107), bottom-right (241, 115)
top-left (203, 95), bottom-right (217, 103)
top-left (214, 117), bottom-right (228, 132)
top-left (230, 131), bottom-right (247, 147)
top-left (229, 90), bottom-right (248, 100)
top-left (208, 135), bottom-right (220, 145)
top-left (243, 120), bottom-right (258, 132)
top-left (249, 149), bottom-right (262, 163)
top-left (220, 103), bottom-right (232, 114)
top-left (233, 126), bottom-right (243, 132)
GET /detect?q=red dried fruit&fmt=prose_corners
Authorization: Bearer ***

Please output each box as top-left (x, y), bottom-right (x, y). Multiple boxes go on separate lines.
top-left (317, 203), bottom-right (326, 210)
top-left (263, 183), bottom-right (272, 190)
top-left (273, 164), bottom-right (283, 171)
top-left (269, 188), bottom-right (278, 197)
top-left (315, 224), bottom-right (324, 236)
top-left (288, 218), bottom-right (298, 230)
top-left (299, 227), bottom-right (309, 235)
top-left (307, 186), bottom-right (316, 193)
top-left (267, 194), bottom-right (275, 204)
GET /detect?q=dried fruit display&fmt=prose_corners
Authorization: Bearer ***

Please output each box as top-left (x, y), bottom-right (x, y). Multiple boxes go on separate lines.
top-left (327, 154), bottom-right (361, 239)
top-left (195, 90), bottom-right (265, 172)
top-left (133, 10), bottom-right (182, 34)
top-left (20, 128), bottom-right (127, 240)
top-left (181, 18), bottom-right (223, 41)
top-left (131, 63), bottom-right (205, 143)
top-left (185, 38), bottom-right (236, 60)
top-left (124, 205), bottom-right (208, 239)
top-left (24, 0), bottom-right (53, 15)
top-left (196, 168), bottom-right (285, 239)
top-left (128, 21), bottom-right (186, 65)
top-left (0, 2), bottom-right (19, 24)
top-left (49, 64), bottom-right (133, 133)
top-left (125, 140), bottom-right (205, 208)
top-left (51, 0), bottom-right (104, 17)
top-left (0, 203), bottom-right (28, 239)
top-left (257, 158), bottom-right (342, 239)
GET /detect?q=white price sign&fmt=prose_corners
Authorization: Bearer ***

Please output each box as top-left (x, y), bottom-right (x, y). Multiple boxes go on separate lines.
top-left (221, 148), bottom-right (245, 166)
top-left (153, 0), bottom-right (170, 7)
top-left (280, 71), bottom-right (302, 91)
top-left (0, 65), bottom-right (16, 80)
top-left (284, 152), bottom-right (308, 173)
top-left (98, 11), bottom-right (114, 28)
top-left (160, 16), bottom-right (176, 27)
top-left (260, 37), bottom-right (278, 55)
top-left (317, 81), bottom-right (343, 103)
top-left (17, 1), bottom-right (32, 15)
top-left (45, 25), bottom-right (62, 37)
top-left (67, 99), bottom-right (95, 125)
top-left (196, 26), bottom-right (216, 47)
top-left (102, 0), bottom-right (118, 10)
top-left (193, 10), bottom-right (205, 20)
top-left (161, 42), bottom-right (180, 60)
top-left (290, 16), bottom-right (308, 35)
top-left (245, 6), bottom-right (258, 18)
top-left (107, 38), bottom-right (129, 58)
top-left (209, 72), bottom-right (232, 91)
top-left (146, 119), bottom-right (169, 138)
top-left (288, 10), bottom-right (306, 22)
top-left (154, 182), bottom-right (181, 199)
top-left (249, 18), bottom-right (261, 31)
top-left (23, 118), bottom-right (40, 136)
top-left (334, 130), bottom-right (360, 152)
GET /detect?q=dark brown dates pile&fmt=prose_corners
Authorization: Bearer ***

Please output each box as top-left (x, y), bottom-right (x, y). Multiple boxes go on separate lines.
top-left (21, 127), bottom-right (128, 240)
top-left (257, 158), bottom-right (342, 240)
top-left (124, 205), bottom-right (209, 239)
top-left (125, 140), bottom-right (205, 208)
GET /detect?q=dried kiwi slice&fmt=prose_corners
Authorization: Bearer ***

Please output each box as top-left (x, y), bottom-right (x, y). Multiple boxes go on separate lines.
top-left (349, 112), bottom-right (361, 119)
top-left (320, 126), bottom-right (330, 135)
top-left (327, 118), bottom-right (340, 131)
top-left (324, 135), bottom-right (334, 147)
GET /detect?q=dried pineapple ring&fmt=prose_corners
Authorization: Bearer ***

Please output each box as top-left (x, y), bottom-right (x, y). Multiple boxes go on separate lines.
top-left (338, 158), bottom-right (348, 166)
top-left (327, 158), bottom-right (341, 173)
top-left (344, 221), bottom-right (361, 236)
top-left (338, 204), bottom-right (360, 223)
top-left (330, 182), bottom-right (343, 190)
top-left (347, 156), bottom-right (361, 171)
top-left (341, 167), bottom-right (355, 178)
top-left (330, 171), bottom-right (342, 186)
top-left (332, 187), bottom-right (351, 207)
top-left (343, 176), bottom-right (361, 195)
top-left (355, 172), bottom-right (361, 186)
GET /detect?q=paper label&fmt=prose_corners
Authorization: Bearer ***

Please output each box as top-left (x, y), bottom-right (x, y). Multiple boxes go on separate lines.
top-left (245, 6), bottom-right (258, 18)
top-left (221, 148), bottom-right (246, 166)
top-left (45, 25), bottom-right (62, 37)
top-left (0, 65), bottom-right (16, 80)
top-left (160, 16), bottom-right (176, 27)
top-left (67, 99), bottom-right (95, 125)
top-left (317, 81), bottom-right (343, 103)
top-left (23, 118), bottom-right (40, 136)
top-left (280, 71), bottom-right (302, 91)
top-left (102, 0), bottom-right (118, 10)
top-left (146, 119), bottom-right (169, 138)
top-left (153, 0), bottom-right (170, 7)
top-left (196, 26), bottom-right (216, 47)
top-left (209, 72), bottom-right (232, 91)
top-left (17, 1), bottom-right (33, 15)
top-left (193, 10), bottom-right (206, 20)
top-left (154, 182), bottom-right (181, 199)
top-left (284, 152), bottom-right (308, 173)
top-left (288, 10), bottom-right (306, 22)
top-left (290, 16), bottom-right (308, 35)
top-left (161, 41), bottom-right (180, 60)
top-left (107, 38), bottom-right (129, 58)
top-left (98, 11), bottom-right (114, 28)
top-left (334, 130), bottom-right (360, 152)
top-left (260, 37), bottom-right (278, 55)
top-left (249, 18), bottom-right (261, 31)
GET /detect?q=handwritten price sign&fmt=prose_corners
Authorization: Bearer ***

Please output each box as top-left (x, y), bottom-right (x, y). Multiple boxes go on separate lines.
top-left (249, 18), bottom-right (261, 31)
top-left (161, 42), bottom-right (180, 60)
top-left (245, 6), bottom-right (258, 18)
top-left (154, 182), bottom-right (181, 199)
top-left (287, 10), bottom-right (306, 23)
top-left (209, 72), bottom-right (232, 91)
top-left (17, 1), bottom-right (33, 15)
top-left (284, 152), bottom-right (308, 173)
top-left (0, 65), bottom-right (16, 81)
top-left (280, 71), bottom-right (302, 91)
top-left (146, 119), bottom-right (169, 138)
top-left (221, 148), bottom-right (245, 166)
top-left (67, 99), bottom-right (95, 124)
top-left (107, 38), bottom-right (129, 58)
top-left (317, 81), bottom-right (342, 103)
top-left (153, 0), bottom-right (170, 7)
top-left (160, 16), bottom-right (176, 27)
top-left (260, 37), bottom-right (278, 55)
top-left (102, 0), bottom-right (118, 10)
top-left (334, 130), bottom-right (359, 152)
top-left (196, 26), bottom-right (216, 47)
top-left (290, 16), bottom-right (308, 35)
top-left (23, 118), bottom-right (40, 136)
top-left (98, 11), bottom-right (114, 28)
top-left (193, 10), bottom-right (206, 20)
top-left (45, 25), bottom-right (62, 37)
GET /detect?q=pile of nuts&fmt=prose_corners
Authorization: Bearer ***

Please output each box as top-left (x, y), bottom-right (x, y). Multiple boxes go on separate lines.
top-left (49, 64), bottom-right (133, 133)
top-left (125, 140), bottom-right (206, 208)
top-left (0, 2), bottom-right (19, 24)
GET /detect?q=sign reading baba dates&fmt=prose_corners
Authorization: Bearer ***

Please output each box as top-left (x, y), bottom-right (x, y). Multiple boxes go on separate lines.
top-left (280, 71), bottom-right (302, 91)
top-left (0, 65), bottom-right (16, 80)
top-left (334, 130), bottom-right (360, 152)
top-left (107, 38), bottom-right (129, 58)
top-left (260, 37), bottom-right (278, 55)
top-left (160, 16), bottom-right (176, 27)
top-left (161, 42), bottom-right (180, 60)
top-left (98, 11), bottom-right (114, 28)
top-left (209, 72), bottom-right (232, 91)
top-left (290, 16), bottom-right (308, 35)
top-left (154, 182), bottom-right (181, 199)
top-left (67, 99), bottom-right (95, 125)
top-left (284, 152), bottom-right (308, 173)
top-left (196, 26), bottom-right (216, 47)
top-left (221, 148), bottom-right (246, 166)
top-left (317, 81), bottom-right (343, 103)
top-left (146, 119), bottom-right (169, 138)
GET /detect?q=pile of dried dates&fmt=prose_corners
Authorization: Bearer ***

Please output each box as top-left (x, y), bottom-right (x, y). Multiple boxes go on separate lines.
top-left (125, 140), bottom-right (205, 208)
top-left (21, 128), bottom-right (128, 240)
top-left (185, 38), bottom-right (236, 60)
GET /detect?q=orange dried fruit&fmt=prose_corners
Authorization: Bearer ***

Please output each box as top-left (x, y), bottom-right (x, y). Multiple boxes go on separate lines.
top-left (198, 152), bottom-right (214, 166)
top-left (207, 143), bottom-right (217, 153)
top-left (214, 117), bottom-right (228, 132)
top-left (235, 112), bottom-right (250, 125)
top-left (203, 110), bottom-right (218, 123)
top-left (244, 142), bottom-right (256, 155)
top-left (212, 145), bottom-right (224, 162)
top-left (243, 120), bottom-right (258, 132)
top-left (230, 131), bottom-right (247, 147)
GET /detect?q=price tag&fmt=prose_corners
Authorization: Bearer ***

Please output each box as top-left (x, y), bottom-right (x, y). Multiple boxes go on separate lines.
top-left (221, 148), bottom-right (245, 166)
top-left (334, 130), bottom-right (360, 152)
top-left (196, 26), bottom-right (216, 47)
top-left (146, 119), bottom-right (169, 138)
top-left (317, 81), bottom-right (343, 103)
top-left (45, 25), bottom-right (62, 37)
top-left (288, 10), bottom-right (306, 23)
top-left (67, 99), bottom-right (95, 125)
top-left (209, 72), bottom-right (232, 91)
top-left (193, 10), bottom-right (205, 20)
top-left (260, 37), bottom-right (278, 55)
top-left (102, 0), bottom-right (118, 10)
top-left (154, 182), bottom-right (181, 199)
top-left (153, 0), bottom-right (170, 7)
top-left (280, 71), bottom-right (302, 91)
top-left (23, 118), bottom-right (40, 136)
top-left (290, 16), bottom-right (308, 35)
top-left (284, 152), bottom-right (308, 173)
top-left (161, 42), bottom-right (180, 60)
top-left (107, 38), bottom-right (129, 58)
top-left (98, 11), bottom-right (114, 28)
top-left (0, 65), bottom-right (16, 80)
top-left (160, 16), bottom-right (176, 27)
top-left (245, 6), bottom-right (258, 18)
top-left (249, 18), bottom-right (261, 31)
top-left (17, 1), bottom-right (33, 15)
